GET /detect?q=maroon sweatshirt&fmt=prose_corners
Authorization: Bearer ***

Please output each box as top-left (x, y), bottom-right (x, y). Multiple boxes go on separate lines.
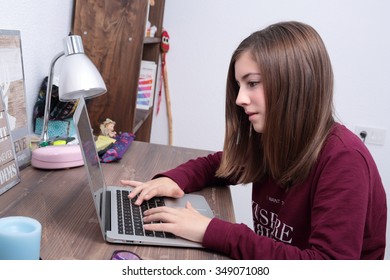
top-left (157, 123), bottom-right (387, 259)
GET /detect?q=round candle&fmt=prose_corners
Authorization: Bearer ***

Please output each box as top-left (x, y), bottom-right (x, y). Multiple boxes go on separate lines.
top-left (0, 216), bottom-right (42, 260)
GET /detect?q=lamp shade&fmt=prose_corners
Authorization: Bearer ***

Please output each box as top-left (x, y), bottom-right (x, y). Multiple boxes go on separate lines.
top-left (58, 35), bottom-right (106, 101)
top-left (59, 54), bottom-right (107, 101)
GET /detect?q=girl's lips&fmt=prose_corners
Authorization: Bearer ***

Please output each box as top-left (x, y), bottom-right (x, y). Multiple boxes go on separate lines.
top-left (248, 112), bottom-right (257, 121)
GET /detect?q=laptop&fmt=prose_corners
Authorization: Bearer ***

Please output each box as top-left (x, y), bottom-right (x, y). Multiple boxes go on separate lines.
top-left (73, 97), bottom-right (214, 247)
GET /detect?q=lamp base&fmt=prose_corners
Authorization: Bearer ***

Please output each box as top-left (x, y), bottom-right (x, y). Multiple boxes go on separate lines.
top-left (31, 145), bottom-right (84, 169)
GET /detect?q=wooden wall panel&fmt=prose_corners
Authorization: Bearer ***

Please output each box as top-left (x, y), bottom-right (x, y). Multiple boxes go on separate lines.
top-left (72, 0), bottom-right (148, 134)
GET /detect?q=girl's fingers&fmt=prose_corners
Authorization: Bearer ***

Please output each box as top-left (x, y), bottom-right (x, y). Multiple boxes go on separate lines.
top-left (120, 177), bottom-right (184, 205)
top-left (143, 206), bottom-right (174, 218)
top-left (142, 205), bottom-right (210, 243)
top-left (121, 180), bottom-right (149, 200)
top-left (143, 222), bottom-right (175, 233)
top-left (120, 180), bottom-right (142, 187)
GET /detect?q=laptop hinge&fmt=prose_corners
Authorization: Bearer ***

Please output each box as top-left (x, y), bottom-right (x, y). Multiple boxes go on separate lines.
top-left (105, 190), bottom-right (112, 231)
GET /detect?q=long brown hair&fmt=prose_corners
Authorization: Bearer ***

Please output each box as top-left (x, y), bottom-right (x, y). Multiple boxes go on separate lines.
top-left (216, 21), bottom-right (335, 187)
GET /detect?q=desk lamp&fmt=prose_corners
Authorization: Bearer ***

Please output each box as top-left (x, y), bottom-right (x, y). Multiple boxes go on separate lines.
top-left (31, 34), bottom-right (106, 169)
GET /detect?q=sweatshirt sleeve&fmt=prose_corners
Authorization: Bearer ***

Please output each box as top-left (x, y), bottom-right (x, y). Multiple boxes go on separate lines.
top-left (153, 151), bottom-right (233, 193)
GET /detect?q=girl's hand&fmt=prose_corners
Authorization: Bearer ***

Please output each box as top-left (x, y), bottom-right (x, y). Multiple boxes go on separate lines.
top-left (120, 177), bottom-right (184, 205)
top-left (142, 201), bottom-right (212, 243)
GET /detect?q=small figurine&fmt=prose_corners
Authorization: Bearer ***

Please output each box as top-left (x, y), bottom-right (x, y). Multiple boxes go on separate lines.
top-left (100, 118), bottom-right (117, 138)
top-left (145, 21), bottom-right (158, 37)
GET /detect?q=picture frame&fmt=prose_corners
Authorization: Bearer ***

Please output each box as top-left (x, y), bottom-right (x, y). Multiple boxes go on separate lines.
top-left (0, 29), bottom-right (31, 170)
top-left (0, 97), bottom-right (20, 195)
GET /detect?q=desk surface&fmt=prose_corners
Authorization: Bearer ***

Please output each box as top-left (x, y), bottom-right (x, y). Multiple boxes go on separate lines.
top-left (0, 141), bottom-right (235, 260)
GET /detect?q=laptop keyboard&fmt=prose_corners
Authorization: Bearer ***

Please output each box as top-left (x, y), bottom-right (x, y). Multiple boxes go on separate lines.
top-left (116, 190), bottom-right (175, 239)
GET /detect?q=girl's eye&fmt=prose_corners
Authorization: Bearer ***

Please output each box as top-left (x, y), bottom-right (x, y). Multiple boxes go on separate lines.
top-left (248, 81), bottom-right (260, 87)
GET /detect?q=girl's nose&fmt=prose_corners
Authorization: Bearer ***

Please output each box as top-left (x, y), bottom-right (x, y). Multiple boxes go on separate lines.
top-left (236, 88), bottom-right (249, 107)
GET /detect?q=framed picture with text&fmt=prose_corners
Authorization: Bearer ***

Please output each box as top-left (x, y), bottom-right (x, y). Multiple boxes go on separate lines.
top-left (0, 29), bottom-right (31, 170)
top-left (0, 97), bottom-right (20, 196)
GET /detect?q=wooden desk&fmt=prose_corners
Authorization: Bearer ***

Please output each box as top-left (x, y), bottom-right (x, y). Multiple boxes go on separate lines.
top-left (0, 141), bottom-right (235, 259)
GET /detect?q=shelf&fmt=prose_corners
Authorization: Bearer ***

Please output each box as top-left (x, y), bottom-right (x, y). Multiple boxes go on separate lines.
top-left (144, 37), bottom-right (161, 44)
top-left (134, 108), bottom-right (153, 133)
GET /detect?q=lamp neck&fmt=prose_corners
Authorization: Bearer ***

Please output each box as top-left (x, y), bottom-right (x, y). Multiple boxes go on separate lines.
top-left (64, 35), bottom-right (84, 56)
top-left (40, 51), bottom-right (65, 144)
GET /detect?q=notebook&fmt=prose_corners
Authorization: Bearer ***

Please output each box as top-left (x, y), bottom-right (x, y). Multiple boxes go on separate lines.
top-left (73, 97), bottom-right (214, 247)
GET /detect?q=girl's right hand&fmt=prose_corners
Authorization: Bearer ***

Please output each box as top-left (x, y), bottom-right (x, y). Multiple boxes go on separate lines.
top-left (120, 177), bottom-right (184, 206)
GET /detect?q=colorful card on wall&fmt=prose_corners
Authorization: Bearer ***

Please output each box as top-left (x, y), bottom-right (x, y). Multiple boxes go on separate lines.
top-left (0, 30), bottom-right (31, 170)
top-left (136, 60), bottom-right (157, 110)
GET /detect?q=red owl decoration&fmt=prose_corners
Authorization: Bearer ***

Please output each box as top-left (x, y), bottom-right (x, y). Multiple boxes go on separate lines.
top-left (161, 30), bottom-right (170, 53)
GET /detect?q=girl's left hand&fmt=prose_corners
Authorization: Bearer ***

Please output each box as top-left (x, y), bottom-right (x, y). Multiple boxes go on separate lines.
top-left (142, 202), bottom-right (212, 243)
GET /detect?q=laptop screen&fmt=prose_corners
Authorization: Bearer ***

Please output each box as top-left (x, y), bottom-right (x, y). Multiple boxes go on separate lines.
top-left (73, 97), bottom-right (107, 236)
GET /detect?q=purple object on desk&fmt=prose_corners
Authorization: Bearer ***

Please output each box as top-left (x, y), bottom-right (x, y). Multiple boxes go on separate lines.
top-left (101, 132), bottom-right (135, 163)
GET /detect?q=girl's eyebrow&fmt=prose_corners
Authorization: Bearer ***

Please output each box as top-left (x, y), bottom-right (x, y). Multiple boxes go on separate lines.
top-left (239, 73), bottom-right (262, 80)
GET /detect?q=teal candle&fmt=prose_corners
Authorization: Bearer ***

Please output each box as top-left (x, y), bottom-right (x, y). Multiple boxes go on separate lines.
top-left (0, 216), bottom-right (42, 260)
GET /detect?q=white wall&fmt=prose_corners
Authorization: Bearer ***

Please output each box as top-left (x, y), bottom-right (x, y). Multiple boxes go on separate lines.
top-left (0, 0), bottom-right (74, 131)
top-left (153, 0), bottom-right (390, 259)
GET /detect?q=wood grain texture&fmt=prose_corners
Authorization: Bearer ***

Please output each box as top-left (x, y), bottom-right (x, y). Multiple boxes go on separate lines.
top-left (73, 0), bottom-right (148, 135)
top-left (0, 142), bottom-right (235, 259)
top-left (72, 0), bottom-right (166, 142)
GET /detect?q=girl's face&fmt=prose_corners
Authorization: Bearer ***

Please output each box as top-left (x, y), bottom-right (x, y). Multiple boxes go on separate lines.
top-left (235, 51), bottom-right (266, 133)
